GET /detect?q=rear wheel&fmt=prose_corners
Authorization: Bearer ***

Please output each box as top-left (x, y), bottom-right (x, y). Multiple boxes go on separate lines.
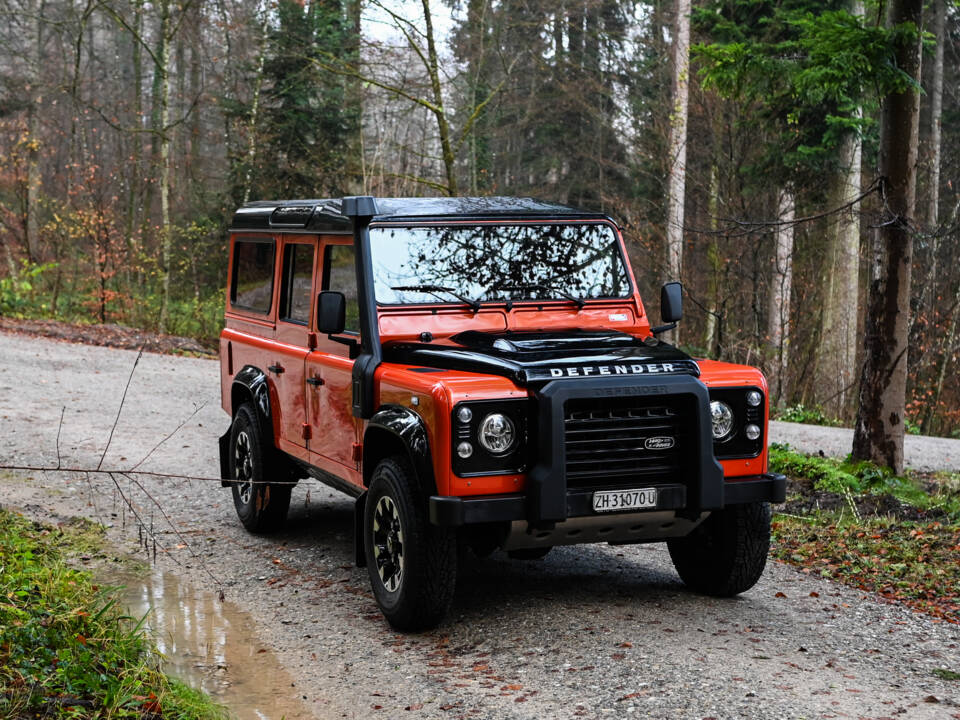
top-left (364, 456), bottom-right (457, 631)
top-left (229, 403), bottom-right (292, 533)
top-left (667, 502), bottom-right (771, 596)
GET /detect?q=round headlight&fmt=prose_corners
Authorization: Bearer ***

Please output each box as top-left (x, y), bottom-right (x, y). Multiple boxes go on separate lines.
top-left (456, 406), bottom-right (473, 424)
top-left (710, 401), bottom-right (735, 440)
top-left (457, 441), bottom-right (473, 459)
top-left (745, 424), bottom-right (761, 440)
top-left (746, 390), bottom-right (763, 407)
top-left (478, 413), bottom-right (516, 455)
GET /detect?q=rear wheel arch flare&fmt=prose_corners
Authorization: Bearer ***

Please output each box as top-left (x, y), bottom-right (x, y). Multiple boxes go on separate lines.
top-left (231, 365), bottom-right (273, 443)
top-left (364, 405), bottom-right (437, 496)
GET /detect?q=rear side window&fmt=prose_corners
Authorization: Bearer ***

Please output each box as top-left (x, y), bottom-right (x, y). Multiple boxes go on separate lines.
top-left (231, 238), bottom-right (275, 314)
top-left (279, 243), bottom-right (315, 324)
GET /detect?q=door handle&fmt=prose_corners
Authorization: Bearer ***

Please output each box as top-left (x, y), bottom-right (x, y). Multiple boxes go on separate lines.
top-left (306, 376), bottom-right (324, 387)
top-left (268, 364), bottom-right (284, 375)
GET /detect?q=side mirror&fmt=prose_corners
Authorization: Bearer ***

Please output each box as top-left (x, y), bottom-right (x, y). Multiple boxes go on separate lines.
top-left (660, 282), bottom-right (683, 323)
top-left (317, 291), bottom-right (346, 335)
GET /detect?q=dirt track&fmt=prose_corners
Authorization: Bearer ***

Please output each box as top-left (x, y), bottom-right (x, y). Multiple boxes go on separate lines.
top-left (1, 330), bottom-right (958, 720)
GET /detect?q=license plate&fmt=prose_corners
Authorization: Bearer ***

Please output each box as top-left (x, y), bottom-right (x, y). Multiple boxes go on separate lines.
top-left (592, 487), bottom-right (658, 513)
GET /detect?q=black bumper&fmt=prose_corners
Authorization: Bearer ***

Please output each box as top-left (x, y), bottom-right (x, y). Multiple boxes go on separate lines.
top-left (429, 473), bottom-right (787, 527)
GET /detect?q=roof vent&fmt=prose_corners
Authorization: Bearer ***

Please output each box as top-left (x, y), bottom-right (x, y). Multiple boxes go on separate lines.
top-left (269, 205), bottom-right (315, 227)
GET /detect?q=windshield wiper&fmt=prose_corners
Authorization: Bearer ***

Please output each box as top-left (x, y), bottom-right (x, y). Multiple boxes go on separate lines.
top-left (390, 284), bottom-right (481, 313)
top-left (489, 282), bottom-right (585, 310)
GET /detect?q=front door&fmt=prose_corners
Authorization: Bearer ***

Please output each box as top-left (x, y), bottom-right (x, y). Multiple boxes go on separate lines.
top-left (305, 239), bottom-right (362, 476)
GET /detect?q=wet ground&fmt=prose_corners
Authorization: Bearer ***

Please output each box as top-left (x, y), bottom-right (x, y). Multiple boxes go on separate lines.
top-left (2, 330), bottom-right (959, 720)
top-left (108, 567), bottom-right (316, 720)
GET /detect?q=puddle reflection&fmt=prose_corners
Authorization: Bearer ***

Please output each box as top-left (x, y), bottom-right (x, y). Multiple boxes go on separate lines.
top-left (113, 569), bottom-right (316, 720)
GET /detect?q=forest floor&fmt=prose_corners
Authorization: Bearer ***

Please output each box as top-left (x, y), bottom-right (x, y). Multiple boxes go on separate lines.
top-left (0, 316), bottom-right (215, 356)
top-left (0, 328), bottom-right (958, 719)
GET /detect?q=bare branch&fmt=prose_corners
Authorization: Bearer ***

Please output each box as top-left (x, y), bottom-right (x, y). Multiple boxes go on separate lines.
top-left (97, 348), bottom-right (142, 471)
top-left (126, 398), bottom-right (211, 473)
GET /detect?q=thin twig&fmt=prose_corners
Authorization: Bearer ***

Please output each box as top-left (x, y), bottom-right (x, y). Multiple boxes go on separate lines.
top-left (3, 464), bottom-right (297, 485)
top-left (97, 349), bottom-right (143, 471)
top-left (55, 406), bottom-right (65, 470)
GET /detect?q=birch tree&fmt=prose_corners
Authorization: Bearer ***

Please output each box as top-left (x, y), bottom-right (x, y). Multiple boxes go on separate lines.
top-left (664, 0), bottom-right (690, 343)
top-left (767, 189), bottom-right (794, 405)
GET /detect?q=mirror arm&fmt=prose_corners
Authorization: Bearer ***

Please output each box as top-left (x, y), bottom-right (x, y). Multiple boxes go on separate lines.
top-left (650, 322), bottom-right (677, 336)
top-left (329, 334), bottom-right (361, 360)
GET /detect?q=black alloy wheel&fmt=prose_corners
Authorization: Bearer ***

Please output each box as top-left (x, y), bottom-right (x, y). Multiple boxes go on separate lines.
top-left (363, 456), bottom-right (457, 631)
top-left (229, 403), bottom-right (292, 533)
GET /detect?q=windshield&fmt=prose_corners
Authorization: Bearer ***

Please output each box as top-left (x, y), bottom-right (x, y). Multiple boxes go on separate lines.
top-left (370, 223), bottom-right (630, 306)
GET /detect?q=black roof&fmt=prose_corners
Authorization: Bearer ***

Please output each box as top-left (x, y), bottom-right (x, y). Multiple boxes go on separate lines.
top-left (230, 196), bottom-right (610, 233)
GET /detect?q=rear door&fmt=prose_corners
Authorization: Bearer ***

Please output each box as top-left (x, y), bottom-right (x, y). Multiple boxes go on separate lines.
top-left (272, 236), bottom-right (317, 459)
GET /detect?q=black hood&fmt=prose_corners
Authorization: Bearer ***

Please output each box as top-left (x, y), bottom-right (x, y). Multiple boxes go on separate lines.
top-left (383, 329), bottom-right (699, 386)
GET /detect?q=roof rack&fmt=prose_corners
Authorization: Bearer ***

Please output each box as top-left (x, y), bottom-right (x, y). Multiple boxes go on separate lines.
top-left (229, 196), bottom-right (608, 233)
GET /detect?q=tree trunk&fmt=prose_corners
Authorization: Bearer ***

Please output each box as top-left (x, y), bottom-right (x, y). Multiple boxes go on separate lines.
top-left (927, 0), bottom-right (944, 232)
top-left (704, 162), bottom-right (720, 355)
top-left (241, 8), bottom-right (270, 204)
top-left (817, 116), bottom-right (862, 418)
top-left (125, 0), bottom-right (144, 268)
top-left (767, 189), bottom-right (795, 407)
top-left (664, 0), bottom-right (691, 344)
top-left (420, 0), bottom-right (457, 196)
top-left (157, 0), bottom-right (173, 334)
top-left (851, 0), bottom-right (923, 473)
top-left (24, 0), bottom-right (44, 263)
top-left (921, 0), bottom-right (945, 314)
top-left (816, 0), bottom-right (863, 420)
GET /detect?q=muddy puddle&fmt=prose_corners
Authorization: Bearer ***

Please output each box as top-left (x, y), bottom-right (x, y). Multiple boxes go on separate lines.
top-left (110, 569), bottom-right (317, 720)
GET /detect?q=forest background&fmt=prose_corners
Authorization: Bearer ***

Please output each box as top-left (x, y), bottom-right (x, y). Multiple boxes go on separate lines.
top-left (0, 0), bottom-right (957, 446)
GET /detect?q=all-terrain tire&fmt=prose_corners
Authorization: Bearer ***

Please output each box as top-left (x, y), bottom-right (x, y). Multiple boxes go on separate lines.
top-left (229, 403), bottom-right (292, 534)
top-left (364, 456), bottom-right (457, 631)
top-left (667, 502), bottom-right (771, 596)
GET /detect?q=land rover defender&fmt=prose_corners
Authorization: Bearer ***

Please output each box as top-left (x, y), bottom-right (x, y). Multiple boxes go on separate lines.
top-left (217, 196), bottom-right (786, 631)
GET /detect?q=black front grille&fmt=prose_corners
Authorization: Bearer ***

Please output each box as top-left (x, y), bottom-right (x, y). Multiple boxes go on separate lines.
top-left (564, 396), bottom-right (692, 489)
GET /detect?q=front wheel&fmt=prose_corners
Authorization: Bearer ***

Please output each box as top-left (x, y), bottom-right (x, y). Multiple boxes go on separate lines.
top-left (229, 404), bottom-right (292, 534)
top-left (364, 457), bottom-right (457, 631)
top-left (667, 502), bottom-right (771, 596)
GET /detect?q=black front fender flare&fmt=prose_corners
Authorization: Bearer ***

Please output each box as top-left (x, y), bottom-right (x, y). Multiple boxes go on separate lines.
top-left (364, 405), bottom-right (437, 496)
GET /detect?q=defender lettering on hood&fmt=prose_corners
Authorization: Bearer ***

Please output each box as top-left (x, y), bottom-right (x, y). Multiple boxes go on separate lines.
top-left (547, 362), bottom-right (680, 378)
top-left (384, 329), bottom-right (701, 385)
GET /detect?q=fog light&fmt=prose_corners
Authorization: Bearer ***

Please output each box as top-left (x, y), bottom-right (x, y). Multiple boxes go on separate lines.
top-left (457, 441), bottom-right (473, 458)
top-left (746, 390), bottom-right (762, 407)
top-left (457, 406), bottom-right (473, 424)
top-left (745, 424), bottom-right (761, 440)
top-left (710, 401), bottom-right (734, 440)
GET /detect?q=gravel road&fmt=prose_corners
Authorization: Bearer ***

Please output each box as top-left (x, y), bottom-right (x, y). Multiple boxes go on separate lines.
top-left (1, 330), bottom-right (958, 720)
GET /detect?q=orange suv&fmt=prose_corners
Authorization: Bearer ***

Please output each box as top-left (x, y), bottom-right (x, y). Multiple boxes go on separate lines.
top-left (217, 196), bottom-right (785, 630)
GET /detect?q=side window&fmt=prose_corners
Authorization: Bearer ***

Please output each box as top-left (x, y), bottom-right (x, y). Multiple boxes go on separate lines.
top-left (279, 243), bottom-right (315, 325)
top-left (231, 238), bottom-right (275, 314)
top-left (323, 244), bottom-right (359, 334)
